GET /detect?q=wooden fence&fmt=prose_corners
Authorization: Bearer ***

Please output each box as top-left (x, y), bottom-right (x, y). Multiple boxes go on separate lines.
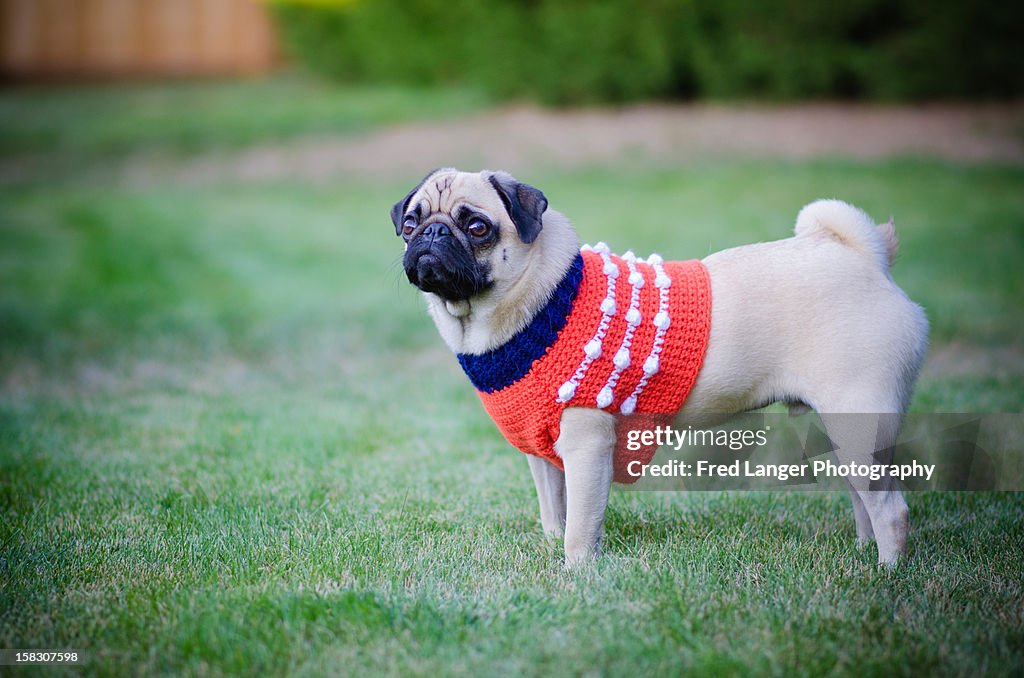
top-left (1, 0), bottom-right (280, 78)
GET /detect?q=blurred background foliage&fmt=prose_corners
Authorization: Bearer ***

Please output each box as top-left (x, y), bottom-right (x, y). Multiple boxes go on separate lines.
top-left (269, 0), bottom-right (1024, 105)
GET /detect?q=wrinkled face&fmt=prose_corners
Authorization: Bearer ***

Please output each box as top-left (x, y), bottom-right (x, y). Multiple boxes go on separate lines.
top-left (391, 169), bottom-right (547, 302)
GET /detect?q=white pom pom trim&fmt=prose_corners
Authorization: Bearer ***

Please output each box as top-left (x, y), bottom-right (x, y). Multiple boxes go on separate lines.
top-left (621, 255), bottom-right (671, 412)
top-left (596, 250), bottom-right (644, 410)
top-left (557, 248), bottom-right (618, 404)
top-left (620, 395), bottom-right (637, 415)
top-left (614, 348), bottom-right (630, 370)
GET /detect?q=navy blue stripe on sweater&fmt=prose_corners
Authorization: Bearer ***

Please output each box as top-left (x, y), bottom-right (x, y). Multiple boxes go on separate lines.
top-left (457, 252), bottom-right (584, 393)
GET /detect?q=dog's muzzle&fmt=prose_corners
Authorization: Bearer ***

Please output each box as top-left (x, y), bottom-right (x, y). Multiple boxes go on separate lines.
top-left (403, 222), bottom-right (488, 301)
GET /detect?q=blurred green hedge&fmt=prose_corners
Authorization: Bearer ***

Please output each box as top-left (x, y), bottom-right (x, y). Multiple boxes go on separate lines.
top-left (269, 0), bottom-right (1022, 104)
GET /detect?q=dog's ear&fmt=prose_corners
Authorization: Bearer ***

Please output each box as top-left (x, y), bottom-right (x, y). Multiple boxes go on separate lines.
top-left (390, 169), bottom-right (439, 236)
top-left (488, 172), bottom-right (547, 244)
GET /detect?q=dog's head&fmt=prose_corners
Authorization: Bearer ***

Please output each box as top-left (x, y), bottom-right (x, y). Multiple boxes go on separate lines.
top-left (391, 168), bottom-right (548, 302)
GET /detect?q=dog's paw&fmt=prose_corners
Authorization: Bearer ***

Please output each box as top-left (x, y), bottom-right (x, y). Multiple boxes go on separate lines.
top-left (563, 536), bottom-right (602, 570)
top-left (542, 525), bottom-right (565, 540)
top-left (876, 543), bottom-right (905, 567)
top-left (563, 553), bottom-right (599, 572)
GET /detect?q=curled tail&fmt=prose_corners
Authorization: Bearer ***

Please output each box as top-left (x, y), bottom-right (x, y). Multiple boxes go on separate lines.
top-left (794, 199), bottom-right (899, 270)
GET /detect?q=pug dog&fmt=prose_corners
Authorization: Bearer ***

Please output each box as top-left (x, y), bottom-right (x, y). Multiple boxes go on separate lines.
top-left (392, 168), bottom-right (928, 568)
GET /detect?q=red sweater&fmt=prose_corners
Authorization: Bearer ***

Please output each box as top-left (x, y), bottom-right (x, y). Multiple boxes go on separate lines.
top-left (457, 244), bottom-right (711, 483)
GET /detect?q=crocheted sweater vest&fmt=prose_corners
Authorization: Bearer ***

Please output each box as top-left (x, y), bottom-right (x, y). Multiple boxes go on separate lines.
top-left (457, 243), bottom-right (712, 484)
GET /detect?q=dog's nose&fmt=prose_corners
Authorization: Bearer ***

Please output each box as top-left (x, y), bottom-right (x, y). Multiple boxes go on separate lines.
top-left (422, 222), bottom-right (451, 240)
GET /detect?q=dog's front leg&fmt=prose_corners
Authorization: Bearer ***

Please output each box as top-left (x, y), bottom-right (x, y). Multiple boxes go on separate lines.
top-left (556, 407), bottom-right (615, 568)
top-left (527, 455), bottom-right (566, 537)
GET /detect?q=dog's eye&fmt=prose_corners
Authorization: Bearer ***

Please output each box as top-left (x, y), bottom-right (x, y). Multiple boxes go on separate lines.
top-left (467, 219), bottom-right (490, 238)
top-left (402, 216), bottom-right (416, 236)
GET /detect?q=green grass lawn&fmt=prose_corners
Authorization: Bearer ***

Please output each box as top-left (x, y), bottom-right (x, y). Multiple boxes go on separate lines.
top-left (0, 75), bottom-right (488, 157)
top-left (1, 80), bottom-right (1023, 676)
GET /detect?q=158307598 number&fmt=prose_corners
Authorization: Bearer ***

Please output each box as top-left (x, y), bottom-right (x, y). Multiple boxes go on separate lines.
top-left (0, 650), bottom-right (82, 665)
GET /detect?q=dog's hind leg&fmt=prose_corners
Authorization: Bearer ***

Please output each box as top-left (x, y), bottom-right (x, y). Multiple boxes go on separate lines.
top-left (527, 455), bottom-right (567, 538)
top-left (818, 403), bottom-right (908, 566)
top-left (845, 480), bottom-right (876, 547)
